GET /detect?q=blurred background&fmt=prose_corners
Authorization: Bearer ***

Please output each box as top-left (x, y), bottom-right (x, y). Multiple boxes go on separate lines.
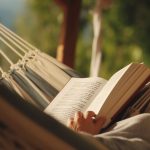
top-left (0, 0), bottom-right (150, 79)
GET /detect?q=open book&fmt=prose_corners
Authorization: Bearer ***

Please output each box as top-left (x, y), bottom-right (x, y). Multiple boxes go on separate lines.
top-left (44, 63), bottom-right (150, 127)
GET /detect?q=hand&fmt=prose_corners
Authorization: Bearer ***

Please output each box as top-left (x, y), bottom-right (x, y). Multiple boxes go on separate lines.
top-left (67, 111), bottom-right (106, 135)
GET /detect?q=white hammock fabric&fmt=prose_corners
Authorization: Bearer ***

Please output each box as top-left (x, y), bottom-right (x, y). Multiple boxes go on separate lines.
top-left (0, 23), bottom-right (81, 110)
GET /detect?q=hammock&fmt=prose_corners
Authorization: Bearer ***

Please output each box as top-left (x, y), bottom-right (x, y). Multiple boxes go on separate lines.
top-left (0, 23), bottom-right (81, 110)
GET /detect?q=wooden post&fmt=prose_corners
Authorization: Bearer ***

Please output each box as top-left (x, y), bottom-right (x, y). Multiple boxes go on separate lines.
top-left (54, 0), bottom-right (81, 68)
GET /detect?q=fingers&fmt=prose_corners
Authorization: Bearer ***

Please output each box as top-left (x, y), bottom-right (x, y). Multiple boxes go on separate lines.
top-left (67, 111), bottom-right (96, 127)
top-left (67, 111), bottom-right (84, 131)
top-left (84, 111), bottom-right (96, 120)
top-left (67, 111), bottom-right (106, 134)
top-left (74, 111), bottom-right (84, 123)
top-left (67, 117), bottom-right (74, 129)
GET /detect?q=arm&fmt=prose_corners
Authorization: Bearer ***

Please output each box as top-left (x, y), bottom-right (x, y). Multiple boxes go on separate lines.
top-left (67, 111), bottom-right (106, 135)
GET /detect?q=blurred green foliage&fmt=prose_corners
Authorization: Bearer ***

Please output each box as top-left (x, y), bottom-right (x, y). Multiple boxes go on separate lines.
top-left (15, 0), bottom-right (62, 56)
top-left (15, 0), bottom-right (150, 79)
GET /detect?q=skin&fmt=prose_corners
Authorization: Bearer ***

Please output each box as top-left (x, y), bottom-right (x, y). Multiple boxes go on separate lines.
top-left (67, 111), bottom-right (106, 135)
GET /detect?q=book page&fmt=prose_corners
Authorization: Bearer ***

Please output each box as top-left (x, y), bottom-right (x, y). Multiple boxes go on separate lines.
top-left (86, 64), bottom-right (133, 115)
top-left (86, 63), bottom-right (150, 125)
top-left (44, 77), bottom-right (107, 125)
